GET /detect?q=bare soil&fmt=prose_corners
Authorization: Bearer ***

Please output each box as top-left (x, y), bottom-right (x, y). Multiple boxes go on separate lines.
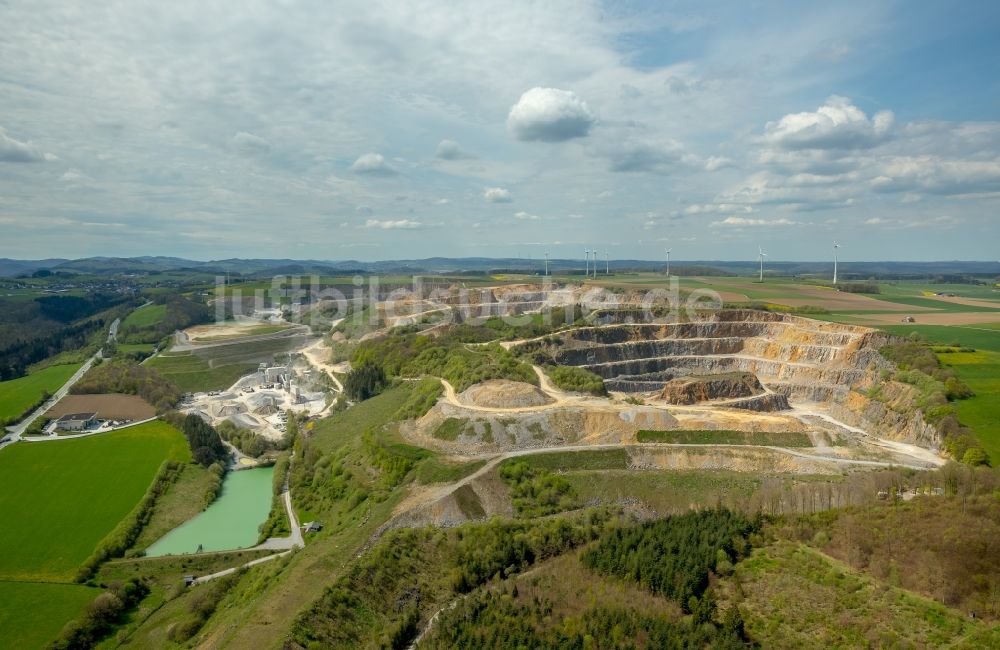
top-left (44, 393), bottom-right (155, 420)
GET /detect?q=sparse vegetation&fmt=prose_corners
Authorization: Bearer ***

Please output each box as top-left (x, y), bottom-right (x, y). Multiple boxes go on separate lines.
top-left (637, 429), bottom-right (813, 447)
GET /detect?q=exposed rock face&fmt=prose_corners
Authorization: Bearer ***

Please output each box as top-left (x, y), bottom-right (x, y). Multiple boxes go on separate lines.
top-left (659, 372), bottom-right (762, 404)
top-left (514, 310), bottom-right (939, 448)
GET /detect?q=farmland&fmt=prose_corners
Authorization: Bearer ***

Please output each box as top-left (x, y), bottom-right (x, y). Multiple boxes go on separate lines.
top-left (0, 420), bottom-right (190, 581)
top-left (880, 324), bottom-right (1000, 464)
top-left (0, 362), bottom-right (81, 423)
top-left (44, 392), bottom-right (156, 421)
top-left (0, 582), bottom-right (99, 650)
top-left (0, 420), bottom-right (189, 647)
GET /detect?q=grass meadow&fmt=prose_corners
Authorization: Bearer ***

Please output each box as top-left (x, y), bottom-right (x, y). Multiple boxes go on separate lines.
top-left (0, 420), bottom-right (190, 581)
top-left (146, 352), bottom-right (256, 393)
top-left (120, 302), bottom-right (167, 330)
top-left (0, 363), bottom-right (82, 423)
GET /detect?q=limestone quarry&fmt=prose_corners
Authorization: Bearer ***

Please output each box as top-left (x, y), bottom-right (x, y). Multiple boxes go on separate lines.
top-left (400, 307), bottom-right (946, 471)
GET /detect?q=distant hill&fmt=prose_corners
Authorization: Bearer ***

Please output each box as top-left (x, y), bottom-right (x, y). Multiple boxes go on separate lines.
top-left (0, 258), bottom-right (69, 277)
top-left (1, 256), bottom-right (998, 278)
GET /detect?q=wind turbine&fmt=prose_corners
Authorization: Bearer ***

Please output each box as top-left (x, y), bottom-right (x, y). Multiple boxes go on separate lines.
top-left (833, 241), bottom-right (840, 285)
top-left (584, 249), bottom-right (589, 277)
top-left (665, 248), bottom-right (672, 277)
top-left (544, 252), bottom-right (550, 277)
top-left (605, 250), bottom-right (609, 275)
top-left (593, 249), bottom-right (598, 278)
top-left (758, 246), bottom-right (768, 283)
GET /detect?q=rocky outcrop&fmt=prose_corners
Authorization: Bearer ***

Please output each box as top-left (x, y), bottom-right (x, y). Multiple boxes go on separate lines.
top-left (659, 372), bottom-right (763, 404)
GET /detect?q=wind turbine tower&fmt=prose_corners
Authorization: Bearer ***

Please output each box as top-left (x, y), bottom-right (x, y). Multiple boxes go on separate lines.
top-left (665, 248), bottom-right (672, 277)
top-left (584, 249), bottom-right (589, 277)
top-left (605, 250), bottom-right (609, 275)
top-left (758, 246), bottom-right (768, 283)
top-left (593, 249), bottom-right (598, 278)
top-left (833, 241), bottom-right (840, 285)
top-left (544, 252), bottom-right (550, 277)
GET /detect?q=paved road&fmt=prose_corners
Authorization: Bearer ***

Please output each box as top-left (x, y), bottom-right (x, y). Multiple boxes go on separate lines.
top-left (2, 313), bottom-right (123, 448)
top-left (18, 416), bottom-right (159, 443)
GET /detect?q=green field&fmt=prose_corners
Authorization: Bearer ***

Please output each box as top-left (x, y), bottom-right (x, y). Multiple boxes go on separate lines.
top-left (146, 352), bottom-right (256, 393)
top-left (880, 324), bottom-right (1000, 353)
top-left (0, 363), bottom-right (82, 423)
top-left (877, 325), bottom-right (1000, 464)
top-left (937, 351), bottom-right (1000, 465)
top-left (637, 429), bottom-right (813, 446)
top-left (121, 303), bottom-right (167, 330)
top-left (117, 342), bottom-right (156, 354)
top-left (0, 581), bottom-right (100, 650)
top-left (0, 420), bottom-right (190, 581)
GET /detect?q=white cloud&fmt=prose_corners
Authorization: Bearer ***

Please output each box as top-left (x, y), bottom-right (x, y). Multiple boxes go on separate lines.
top-left (871, 157), bottom-right (1000, 196)
top-left (232, 131), bottom-right (271, 155)
top-left (764, 96), bottom-right (893, 150)
top-left (507, 87), bottom-right (595, 142)
top-left (514, 211), bottom-right (540, 220)
top-left (435, 139), bottom-right (474, 160)
top-left (705, 156), bottom-right (734, 171)
top-left (599, 138), bottom-right (688, 173)
top-left (60, 169), bottom-right (93, 184)
top-left (864, 215), bottom-right (962, 229)
top-left (0, 126), bottom-right (53, 163)
top-left (363, 219), bottom-right (423, 229)
top-left (483, 187), bottom-right (513, 202)
top-left (711, 216), bottom-right (800, 227)
top-left (350, 153), bottom-right (397, 175)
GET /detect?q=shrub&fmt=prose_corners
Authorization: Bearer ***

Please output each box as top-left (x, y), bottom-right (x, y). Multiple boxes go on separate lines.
top-left (499, 460), bottom-right (579, 518)
top-left (548, 365), bottom-right (606, 395)
top-left (49, 578), bottom-right (149, 650)
top-left (962, 447), bottom-right (991, 467)
top-left (71, 360), bottom-right (181, 412)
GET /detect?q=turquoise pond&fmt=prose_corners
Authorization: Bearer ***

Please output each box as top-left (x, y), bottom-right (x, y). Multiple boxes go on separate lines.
top-left (145, 466), bottom-right (273, 556)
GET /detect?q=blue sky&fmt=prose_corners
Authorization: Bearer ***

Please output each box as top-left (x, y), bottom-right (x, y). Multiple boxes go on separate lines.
top-left (1, 0), bottom-right (998, 261)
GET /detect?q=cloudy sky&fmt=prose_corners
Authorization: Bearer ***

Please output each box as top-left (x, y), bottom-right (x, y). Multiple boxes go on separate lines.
top-left (2, 0), bottom-right (999, 262)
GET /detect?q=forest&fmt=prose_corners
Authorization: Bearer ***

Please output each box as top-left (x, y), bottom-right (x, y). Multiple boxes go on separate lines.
top-left (0, 292), bottom-right (135, 379)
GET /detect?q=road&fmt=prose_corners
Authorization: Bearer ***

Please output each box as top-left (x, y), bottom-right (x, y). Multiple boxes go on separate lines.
top-left (2, 312), bottom-right (124, 448)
